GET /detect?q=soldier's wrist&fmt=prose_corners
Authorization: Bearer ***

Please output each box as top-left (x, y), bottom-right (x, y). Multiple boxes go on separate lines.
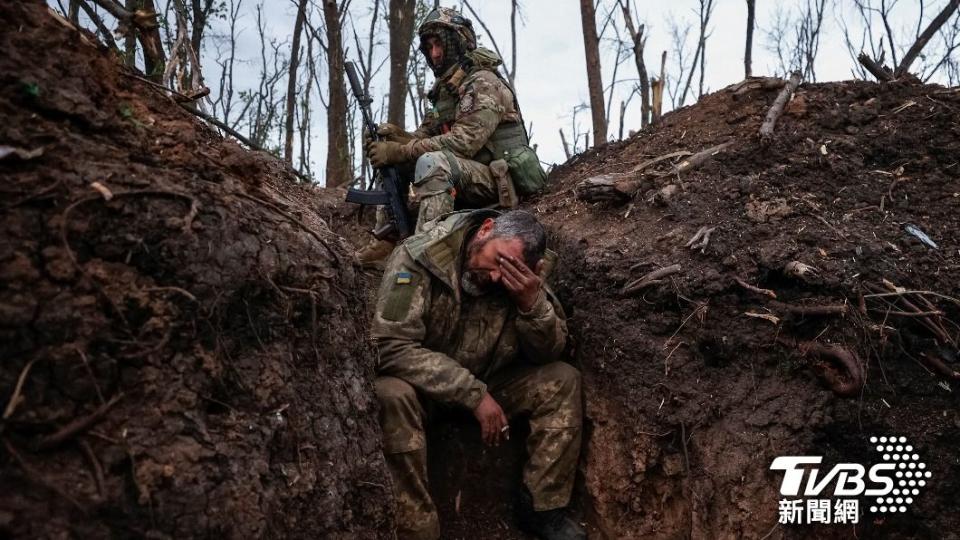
top-left (462, 382), bottom-right (488, 411)
top-left (517, 289), bottom-right (546, 316)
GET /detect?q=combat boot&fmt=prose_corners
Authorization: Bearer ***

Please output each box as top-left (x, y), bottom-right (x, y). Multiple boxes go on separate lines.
top-left (516, 488), bottom-right (586, 540)
top-left (355, 238), bottom-right (396, 269)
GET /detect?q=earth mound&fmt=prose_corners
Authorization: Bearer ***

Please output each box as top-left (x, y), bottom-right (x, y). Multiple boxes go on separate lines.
top-left (0, 2), bottom-right (392, 538)
top-left (535, 77), bottom-right (960, 537)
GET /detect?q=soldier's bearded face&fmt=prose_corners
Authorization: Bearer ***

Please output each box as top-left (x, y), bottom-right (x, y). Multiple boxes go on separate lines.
top-left (462, 224), bottom-right (525, 297)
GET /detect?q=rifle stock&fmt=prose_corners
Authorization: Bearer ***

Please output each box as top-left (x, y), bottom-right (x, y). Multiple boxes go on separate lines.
top-left (344, 61), bottom-right (412, 239)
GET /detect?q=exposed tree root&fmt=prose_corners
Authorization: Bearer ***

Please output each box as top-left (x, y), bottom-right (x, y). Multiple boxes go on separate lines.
top-left (777, 338), bottom-right (865, 397)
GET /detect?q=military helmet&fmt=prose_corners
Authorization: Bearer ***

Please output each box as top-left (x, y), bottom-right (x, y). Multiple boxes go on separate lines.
top-left (418, 7), bottom-right (477, 53)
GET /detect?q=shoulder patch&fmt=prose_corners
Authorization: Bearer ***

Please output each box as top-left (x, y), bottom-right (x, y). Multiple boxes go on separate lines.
top-left (458, 93), bottom-right (475, 114)
top-left (382, 269), bottom-right (420, 322)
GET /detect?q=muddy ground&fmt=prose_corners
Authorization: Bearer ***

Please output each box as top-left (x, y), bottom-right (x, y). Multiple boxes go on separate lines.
top-left (1, 2), bottom-right (392, 538)
top-left (3, 1), bottom-right (960, 539)
top-left (534, 77), bottom-right (960, 538)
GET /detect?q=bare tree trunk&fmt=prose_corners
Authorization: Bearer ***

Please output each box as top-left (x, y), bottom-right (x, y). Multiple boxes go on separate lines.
top-left (680, 0), bottom-right (714, 104)
top-left (90, 0), bottom-right (166, 79)
top-left (698, 28), bottom-right (707, 98)
top-left (618, 99), bottom-right (627, 140)
top-left (388, 0), bottom-right (416, 127)
top-left (213, 0), bottom-right (242, 127)
top-left (509, 0), bottom-right (518, 85)
top-left (579, 0), bottom-right (607, 146)
top-left (745, 0), bottom-right (755, 77)
top-left (559, 128), bottom-right (571, 160)
top-left (167, 0), bottom-right (208, 98)
top-left (299, 29), bottom-right (315, 178)
top-left (897, 0), bottom-right (960, 77)
top-left (652, 50), bottom-right (666, 125)
top-left (135, 0), bottom-right (166, 80)
top-left (323, 0), bottom-right (352, 187)
top-left (75, 0), bottom-right (120, 51)
top-left (190, 0), bottom-right (214, 59)
top-left (68, 0), bottom-right (80, 23)
top-left (859, 52), bottom-right (895, 81)
top-left (123, 0), bottom-right (137, 66)
top-left (284, 0), bottom-right (308, 164)
top-left (620, 1), bottom-right (650, 128)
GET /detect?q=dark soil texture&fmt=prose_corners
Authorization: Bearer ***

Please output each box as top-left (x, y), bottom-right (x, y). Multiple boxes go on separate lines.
top-left (3, 1), bottom-right (960, 539)
top-left (535, 77), bottom-right (960, 538)
top-left (0, 2), bottom-right (393, 538)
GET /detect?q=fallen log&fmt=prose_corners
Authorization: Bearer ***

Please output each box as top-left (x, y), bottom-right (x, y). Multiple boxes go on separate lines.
top-left (759, 71), bottom-right (802, 141)
top-left (672, 141), bottom-right (734, 175)
top-left (576, 143), bottom-right (732, 203)
top-left (858, 53), bottom-right (894, 82)
top-left (730, 76), bottom-right (786, 100)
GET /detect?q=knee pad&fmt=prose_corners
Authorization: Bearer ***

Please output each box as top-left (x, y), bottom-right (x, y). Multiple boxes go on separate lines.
top-left (413, 151), bottom-right (454, 194)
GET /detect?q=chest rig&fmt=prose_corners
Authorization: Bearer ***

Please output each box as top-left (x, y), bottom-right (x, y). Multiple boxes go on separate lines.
top-left (427, 63), bottom-right (529, 166)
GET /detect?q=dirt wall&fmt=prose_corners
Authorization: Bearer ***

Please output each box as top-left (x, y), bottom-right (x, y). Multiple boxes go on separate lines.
top-left (0, 2), bottom-right (393, 538)
top-left (538, 77), bottom-right (960, 538)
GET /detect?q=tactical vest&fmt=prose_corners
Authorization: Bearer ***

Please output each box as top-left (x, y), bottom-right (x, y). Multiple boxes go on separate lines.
top-left (429, 64), bottom-right (528, 166)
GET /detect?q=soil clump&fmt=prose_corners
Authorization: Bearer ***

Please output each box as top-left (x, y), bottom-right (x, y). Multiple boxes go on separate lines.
top-left (537, 76), bottom-right (960, 538)
top-left (4, 1), bottom-right (960, 538)
top-left (0, 2), bottom-right (393, 538)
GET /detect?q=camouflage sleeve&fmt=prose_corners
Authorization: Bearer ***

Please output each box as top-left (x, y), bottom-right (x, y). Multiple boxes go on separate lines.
top-left (371, 248), bottom-right (488, 410)
top-left (412, 109), bottom-right (441, 138)
top-left (515, 287), bottom-right (568, 363)
top-left (403, 72), bottom-right (506, 159)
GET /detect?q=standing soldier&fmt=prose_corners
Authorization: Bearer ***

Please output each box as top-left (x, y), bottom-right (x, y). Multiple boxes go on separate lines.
top-left (358, 7), bottom-right (547, 267)
top-left (372, 209), bottom-right (585, 540)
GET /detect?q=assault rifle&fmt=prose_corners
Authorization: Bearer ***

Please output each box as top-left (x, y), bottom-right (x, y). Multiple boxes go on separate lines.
top-left (344, 61), bottom-right (412, 240)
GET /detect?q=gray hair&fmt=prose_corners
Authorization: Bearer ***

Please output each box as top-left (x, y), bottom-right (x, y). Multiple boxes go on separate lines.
top-left (489, 210), bottom-right (546, 269)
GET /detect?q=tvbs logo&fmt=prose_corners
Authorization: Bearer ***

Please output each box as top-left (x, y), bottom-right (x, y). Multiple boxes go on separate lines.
top-left (770, 436), bottom-right (931, 524)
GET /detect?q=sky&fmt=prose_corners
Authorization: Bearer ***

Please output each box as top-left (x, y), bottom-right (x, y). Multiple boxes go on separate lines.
top-left (66, 0), bottom-right (958, 185)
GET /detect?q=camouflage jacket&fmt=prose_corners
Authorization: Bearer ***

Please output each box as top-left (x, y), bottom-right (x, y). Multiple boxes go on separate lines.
top-left (371, 210), bottom-right (568, 410)
top-left (404, 49), bottom-right (523, 163)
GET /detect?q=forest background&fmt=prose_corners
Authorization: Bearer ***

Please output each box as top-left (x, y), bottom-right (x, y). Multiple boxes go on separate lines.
top-left (50, 0), bottom-right (960, 186)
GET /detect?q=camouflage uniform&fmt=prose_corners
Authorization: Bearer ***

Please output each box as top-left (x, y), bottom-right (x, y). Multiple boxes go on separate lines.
top-left (372, 210), bottom-right (582, 540)
top-left (378, 8), bottom-right (529, 233)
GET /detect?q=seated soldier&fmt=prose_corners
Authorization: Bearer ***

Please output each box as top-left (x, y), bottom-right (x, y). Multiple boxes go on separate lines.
top-left (372, 209), bottom-right (585, 540)
top-left (359, 7), bottom-right (545, 267)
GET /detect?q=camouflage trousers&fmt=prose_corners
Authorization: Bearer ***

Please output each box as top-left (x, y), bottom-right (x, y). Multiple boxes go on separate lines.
top-left (375, 362), bottom-right (583, 540)
top-left (376, 150), bottom-right (498, 234)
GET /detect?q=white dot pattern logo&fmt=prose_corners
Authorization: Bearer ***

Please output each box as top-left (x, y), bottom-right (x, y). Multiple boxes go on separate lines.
top-left (869, 436), bottom-right (930, 514)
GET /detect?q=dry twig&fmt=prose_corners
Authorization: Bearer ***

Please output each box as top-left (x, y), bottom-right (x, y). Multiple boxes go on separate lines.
top-left (3, 358), bottom-right (38, 422)
top-left (672, 142), bottom-right (733, 175)
top-left (770, 301), bottom-right (848, 317)
top-left (759, 72), bottom-right (802, 141)
top-left (735, 277), bottom-right (777, 299)
top-left (622, 264), bottom-right (682, 295)
top-left (685, 226), bottom-right (715, 250)
top-left (78, 439), bottom-right (106, 499)
top-left (36, 393), bottom-right (124, 451)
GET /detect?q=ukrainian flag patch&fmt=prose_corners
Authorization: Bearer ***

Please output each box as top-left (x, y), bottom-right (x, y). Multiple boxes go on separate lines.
top-left (395, 271), bottom-right (412, 285)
